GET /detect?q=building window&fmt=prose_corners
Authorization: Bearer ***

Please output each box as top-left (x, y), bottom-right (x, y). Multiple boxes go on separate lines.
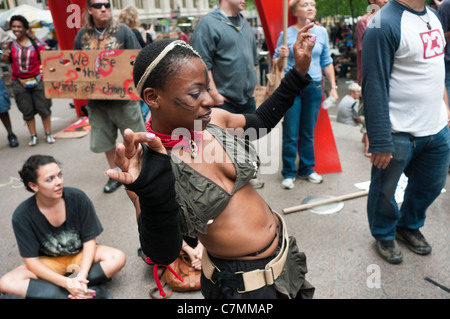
top-left (112, 0), bottom-right (123, 9)
top-left (1, 0), bottom-right (17, 9)
top-left (171, 0), bottom-right (183, 10)
top-left (135, 0), bottom-right (143, 9)
top-left (0, 1), bottom-right (9, 10)
top-left (155, 0), bottom-right (161, 9)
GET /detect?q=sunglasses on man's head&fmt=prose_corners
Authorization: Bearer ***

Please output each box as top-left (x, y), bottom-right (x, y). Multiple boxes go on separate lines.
top-left (91, 2), bottom-right (111, 9)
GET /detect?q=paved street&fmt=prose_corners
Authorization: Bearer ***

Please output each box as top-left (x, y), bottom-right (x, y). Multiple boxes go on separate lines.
top-left (0, 80), bottom-right (449, 300)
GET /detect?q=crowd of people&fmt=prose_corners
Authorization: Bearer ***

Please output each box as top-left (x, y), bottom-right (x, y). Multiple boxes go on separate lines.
top-left (0, 0), bottom-right (449, 300)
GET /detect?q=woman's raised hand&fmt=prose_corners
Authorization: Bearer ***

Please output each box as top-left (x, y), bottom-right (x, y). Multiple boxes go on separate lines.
top-left (105, 129), bottom-right (167, 185)
top-left (293, 20), bottom-right (316, 76)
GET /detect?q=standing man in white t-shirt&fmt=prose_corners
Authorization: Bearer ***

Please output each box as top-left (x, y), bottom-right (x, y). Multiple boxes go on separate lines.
top-left (362, 0), bottom-right (450, 264)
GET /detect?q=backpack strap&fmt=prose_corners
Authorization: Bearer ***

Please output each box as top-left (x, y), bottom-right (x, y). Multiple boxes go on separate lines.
top-left (27, 36), bottom-right (42, 64)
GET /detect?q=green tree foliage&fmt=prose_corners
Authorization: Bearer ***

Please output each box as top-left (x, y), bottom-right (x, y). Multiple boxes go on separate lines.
top-left (315, 0), bottom-right (370, 18)
top-left (245, 0), bottom-right (371, 19)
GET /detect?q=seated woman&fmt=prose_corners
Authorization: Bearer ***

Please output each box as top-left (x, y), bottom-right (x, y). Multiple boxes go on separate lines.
top-left (0, 155), bottom-right (126, 299)
top-left (106, 23), bottom-right (316, 299)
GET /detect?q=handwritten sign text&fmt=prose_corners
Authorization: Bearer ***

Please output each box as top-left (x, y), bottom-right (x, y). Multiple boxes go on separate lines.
top-left (42, 50), bottom-right (140, 100)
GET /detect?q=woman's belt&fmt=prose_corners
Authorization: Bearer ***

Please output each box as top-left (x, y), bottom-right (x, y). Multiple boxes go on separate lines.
top-left (202, 211), bottom-right (288, 293)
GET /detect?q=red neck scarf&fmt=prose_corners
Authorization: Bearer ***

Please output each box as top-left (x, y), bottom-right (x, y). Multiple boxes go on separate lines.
top-left (146, 117), bottom-right (203, 153)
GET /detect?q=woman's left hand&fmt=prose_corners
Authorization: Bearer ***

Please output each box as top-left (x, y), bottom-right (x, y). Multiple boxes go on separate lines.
top-left (105, 129), bottom-right (167, 185)
top-left (278, 45), bottom-right (290, 58)
top-left (292, 20), bottom-right (316, 76)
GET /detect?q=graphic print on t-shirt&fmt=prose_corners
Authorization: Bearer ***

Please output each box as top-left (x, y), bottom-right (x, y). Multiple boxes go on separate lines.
top-left (40, 229), bottom-right (82, 257)
top-left (420, 29), bottom-right (445, 59)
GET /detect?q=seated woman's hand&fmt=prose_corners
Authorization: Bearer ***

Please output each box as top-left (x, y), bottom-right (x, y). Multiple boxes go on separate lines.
top-left (66, 276), bottom-right (96, 299)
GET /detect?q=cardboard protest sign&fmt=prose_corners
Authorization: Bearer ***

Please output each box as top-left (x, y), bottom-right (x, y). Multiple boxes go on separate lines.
top-left (42, 49), bottom-right (141, 100)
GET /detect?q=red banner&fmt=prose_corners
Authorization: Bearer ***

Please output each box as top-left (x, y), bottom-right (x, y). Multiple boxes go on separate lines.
top-left (47, 0), bottom-right (88, 117)
top-left (255, 0), bottom-right (296, 56)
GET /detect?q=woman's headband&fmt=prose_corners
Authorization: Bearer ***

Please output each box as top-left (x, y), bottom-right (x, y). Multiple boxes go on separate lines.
top-left (136, 40), bottom-right (202, 96)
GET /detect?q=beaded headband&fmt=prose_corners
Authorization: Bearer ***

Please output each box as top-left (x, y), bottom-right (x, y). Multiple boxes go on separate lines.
top-left (136, 40), bottom-right (202, 96)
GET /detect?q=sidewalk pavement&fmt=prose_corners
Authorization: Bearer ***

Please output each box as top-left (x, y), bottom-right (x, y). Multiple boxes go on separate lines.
top-left (0, 81), bottom-right (449, 300)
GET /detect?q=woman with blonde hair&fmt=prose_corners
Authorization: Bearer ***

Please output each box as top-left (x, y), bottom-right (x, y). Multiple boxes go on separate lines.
top-left (118, 5), bottom-right (149, 121)
top-left (118, 5), bottom-right (146, 48)
top-left (274, 0), bottom-right (338, 189)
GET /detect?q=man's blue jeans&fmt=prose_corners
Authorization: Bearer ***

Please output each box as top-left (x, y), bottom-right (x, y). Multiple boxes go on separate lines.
top-left (282, 81), bottom-right (323, 178)
top-left (367, 126), bottom-right (450, 240)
